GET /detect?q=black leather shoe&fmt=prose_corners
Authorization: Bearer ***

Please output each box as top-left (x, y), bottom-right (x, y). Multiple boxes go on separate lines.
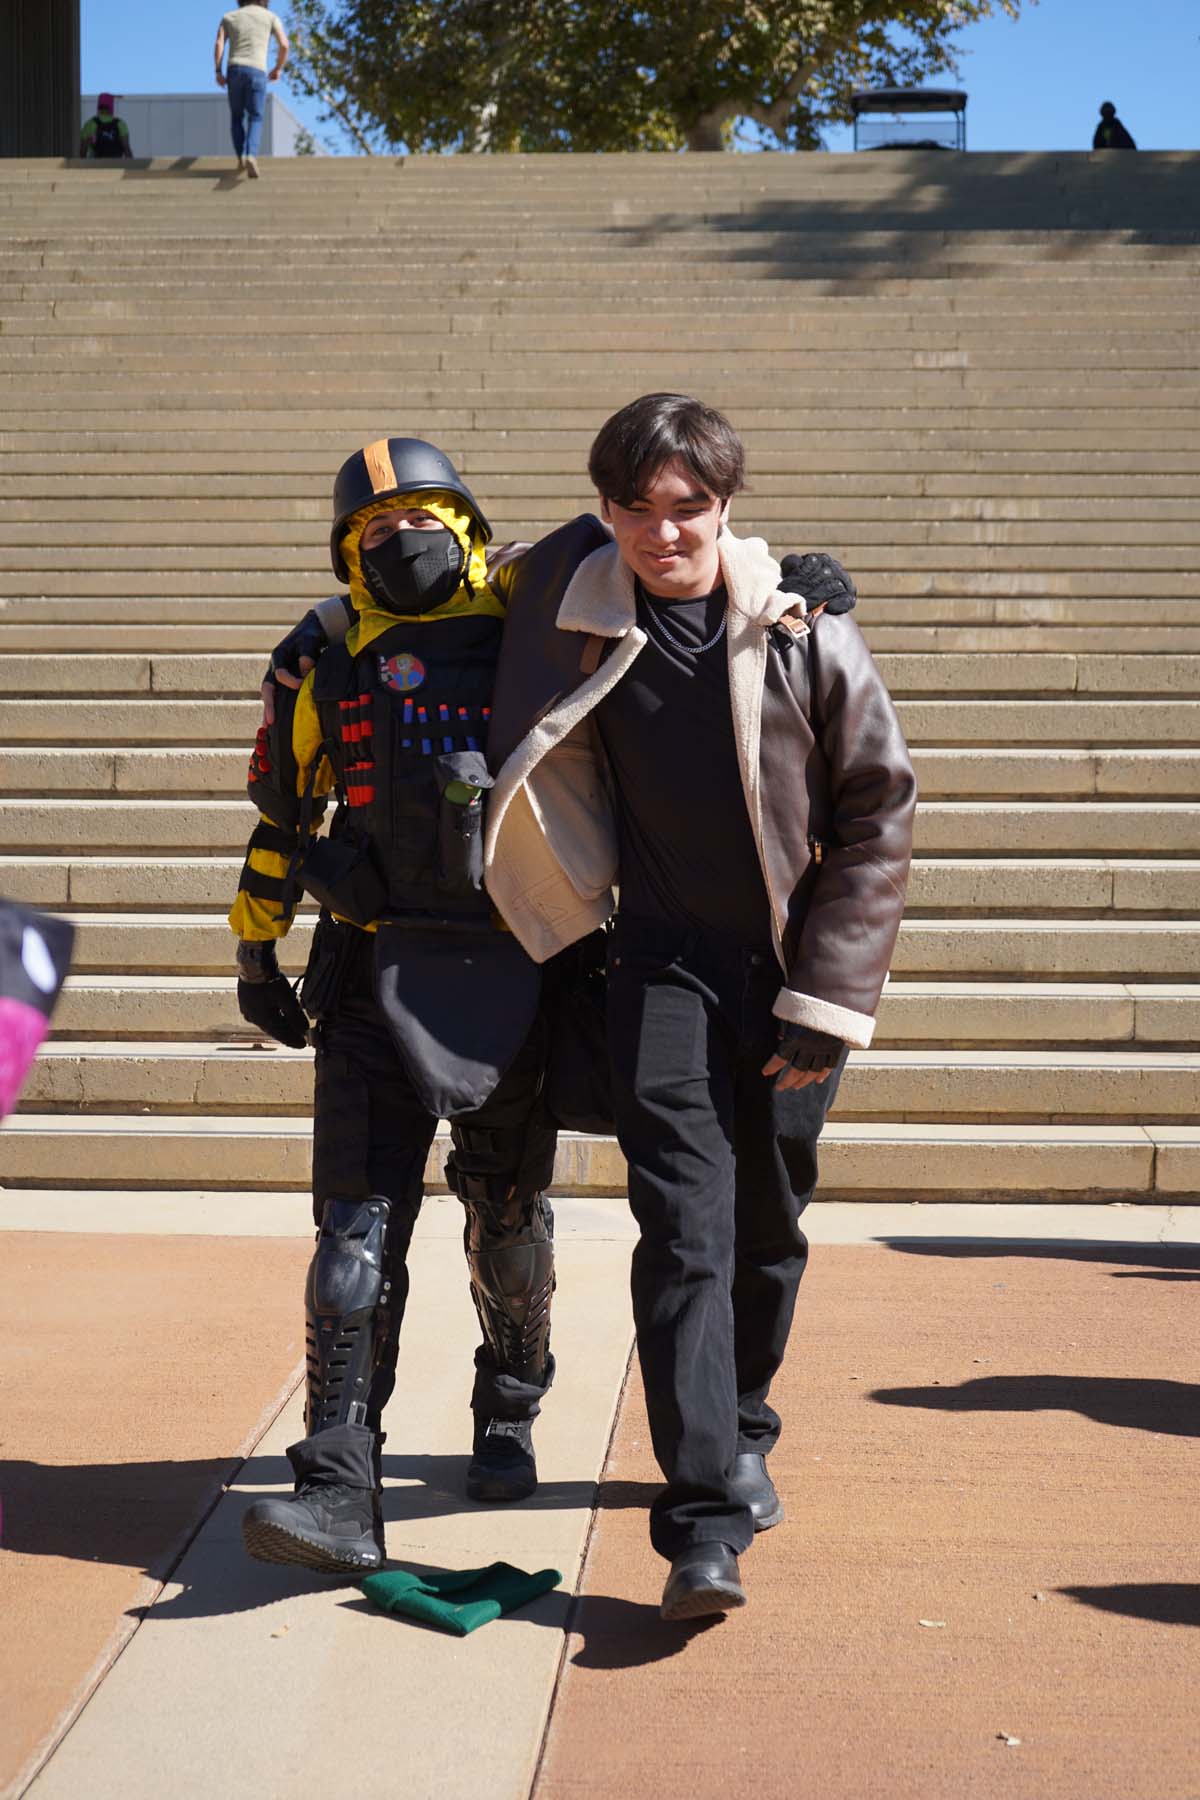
top-left (241, 1481), bottom-right (384, 1574)
top-left (466, 1415), bottom-right (537, 1503)
top-left (730, 1452), bottom-right (785, 1531)
top-left (660, 1543), bottom-right (747, 1622)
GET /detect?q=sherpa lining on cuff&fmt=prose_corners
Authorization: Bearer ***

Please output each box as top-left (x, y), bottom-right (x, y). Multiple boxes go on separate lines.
top-left (772, 987), bottom-right (876, 1048)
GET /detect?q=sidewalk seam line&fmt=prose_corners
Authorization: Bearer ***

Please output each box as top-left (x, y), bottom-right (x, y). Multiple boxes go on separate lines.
top-left (526, 1332), bottom-right (638, 1800)
top-left (12, 1360), bottom-right (305, 1799)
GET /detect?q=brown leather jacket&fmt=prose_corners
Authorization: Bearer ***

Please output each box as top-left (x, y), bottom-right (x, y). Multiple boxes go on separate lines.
top-left (486, 515), bottom-right (917, 1047)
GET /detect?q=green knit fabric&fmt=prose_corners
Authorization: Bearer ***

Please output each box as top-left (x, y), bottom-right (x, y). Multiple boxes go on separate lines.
top-left (361, 1562), bottom-right (562, 1636)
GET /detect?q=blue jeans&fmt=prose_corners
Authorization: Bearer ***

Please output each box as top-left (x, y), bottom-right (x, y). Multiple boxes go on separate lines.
top-left (227, 64), bottom-right (267, 159)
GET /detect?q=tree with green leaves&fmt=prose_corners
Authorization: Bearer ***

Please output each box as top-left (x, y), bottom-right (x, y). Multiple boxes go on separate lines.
top-left (285, 0), bottom-right (1024, 154)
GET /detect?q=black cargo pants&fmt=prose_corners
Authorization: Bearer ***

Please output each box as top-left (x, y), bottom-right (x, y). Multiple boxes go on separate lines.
top-left (606, 913), bottom-right (847, 1561)
top-left (308, 921), bottom-right (557, 1429)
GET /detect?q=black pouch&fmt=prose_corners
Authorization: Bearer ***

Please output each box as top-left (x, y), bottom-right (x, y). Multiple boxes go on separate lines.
top-left (299, 914), bottom-right (364, 1020)
top-left (541, 927), bottom-right (613, 1135)
top-left (434, 751), bottom-right (493, 899)
top-left (297, 833), bottom-right (388, 930)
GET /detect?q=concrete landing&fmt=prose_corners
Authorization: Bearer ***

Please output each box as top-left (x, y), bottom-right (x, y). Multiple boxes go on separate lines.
top-left (4, 1202), bottom-right (1197, 1799)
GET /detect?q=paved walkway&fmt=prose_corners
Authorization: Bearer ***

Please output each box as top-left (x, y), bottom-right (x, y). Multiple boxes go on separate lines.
top-left (2, 1198), bottom-right (1197, 1798)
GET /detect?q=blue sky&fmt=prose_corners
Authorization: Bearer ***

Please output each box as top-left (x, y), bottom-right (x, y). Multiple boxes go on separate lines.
top-left (82, 0), bottom-right (1198, 155)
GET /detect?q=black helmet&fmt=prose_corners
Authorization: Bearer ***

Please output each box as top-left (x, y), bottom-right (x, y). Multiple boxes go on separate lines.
top-left (330, 436), bottom-right (491, 580)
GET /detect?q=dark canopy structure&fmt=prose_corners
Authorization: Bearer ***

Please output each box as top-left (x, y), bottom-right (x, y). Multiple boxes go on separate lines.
top-left (850, 88), bottom-right (968, 152)
top-left (0, 0), bottom-right (81, 158)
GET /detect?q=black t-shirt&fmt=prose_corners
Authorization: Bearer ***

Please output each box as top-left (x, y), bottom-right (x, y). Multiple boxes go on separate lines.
top-left (593, 580), bottom-right (773, 943)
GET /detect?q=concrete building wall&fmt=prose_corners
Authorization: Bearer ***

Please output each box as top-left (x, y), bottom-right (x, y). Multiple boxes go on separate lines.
top-left (79, 92), bottom-right (315, 158)
top-left (1, 0), bottom-right (81, 158)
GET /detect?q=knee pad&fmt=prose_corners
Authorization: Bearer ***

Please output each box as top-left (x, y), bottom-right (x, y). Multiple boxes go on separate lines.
top-left (305, 1195), bottom-right (394, 1434)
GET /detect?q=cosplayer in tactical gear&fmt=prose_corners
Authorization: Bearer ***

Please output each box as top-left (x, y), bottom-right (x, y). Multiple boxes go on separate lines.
top-left (231, 437), bottom-right (558, 1576)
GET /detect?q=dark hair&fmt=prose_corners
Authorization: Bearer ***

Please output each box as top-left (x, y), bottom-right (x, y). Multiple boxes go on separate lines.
top-left (587, 393), bottom-right (746, 507)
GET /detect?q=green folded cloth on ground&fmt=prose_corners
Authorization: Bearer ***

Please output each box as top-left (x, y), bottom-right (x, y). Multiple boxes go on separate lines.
top-left (361, 1562), bottom-right (562, 1636)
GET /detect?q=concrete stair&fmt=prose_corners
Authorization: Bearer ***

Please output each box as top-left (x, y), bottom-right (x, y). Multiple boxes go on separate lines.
top-left (2, 149), bottom-right (1198, 1203)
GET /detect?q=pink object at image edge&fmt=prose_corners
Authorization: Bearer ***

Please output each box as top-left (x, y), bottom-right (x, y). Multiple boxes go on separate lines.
top-left (0, 997), bottom-right (49, 1119)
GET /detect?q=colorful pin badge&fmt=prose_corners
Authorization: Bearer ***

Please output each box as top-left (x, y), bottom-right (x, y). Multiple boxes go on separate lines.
top-left (378, 652), bottom-right (427, 693)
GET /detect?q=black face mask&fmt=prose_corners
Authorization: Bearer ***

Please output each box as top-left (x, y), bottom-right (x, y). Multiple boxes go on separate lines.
top-left (360, 527), bottom-right (466, 615)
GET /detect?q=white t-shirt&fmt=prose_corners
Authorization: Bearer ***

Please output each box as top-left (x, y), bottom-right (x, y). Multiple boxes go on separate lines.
top-left (221, 7), bottom-right (283, 70)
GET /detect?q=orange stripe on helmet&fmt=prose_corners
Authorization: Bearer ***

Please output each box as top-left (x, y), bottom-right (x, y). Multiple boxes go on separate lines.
top-left (362, 439), bottom-right (398, 496)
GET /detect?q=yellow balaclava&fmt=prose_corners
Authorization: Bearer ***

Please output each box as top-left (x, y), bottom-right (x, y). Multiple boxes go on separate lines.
top-left (340, 490), bottom-right (504, 657)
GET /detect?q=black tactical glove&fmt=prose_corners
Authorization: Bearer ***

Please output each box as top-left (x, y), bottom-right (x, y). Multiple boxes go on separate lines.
top-left (236, 940), bottom-right (310, 1048)
top-left (774, 1021), bottom-right (844, 1073)
top-left (779, 552), bottom-right (857, 615)
top-left (261, 606), bottom-right (329, 691)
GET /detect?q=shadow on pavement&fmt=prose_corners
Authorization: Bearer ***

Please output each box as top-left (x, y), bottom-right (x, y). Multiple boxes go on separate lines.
top-left (378, 1452), bottom-right (600, 1520)
top-left (876, 1239), bottom-right (1200, 1277)
top-left (567, 1593), bottom-right (726, 1668)
top-left (0, 1448), bottom-right (651, 1572)
top-left (868, 1374), bottom-right (1200, 1438)
top-left (0, 1452), bottom-right (287, 1571)
top-left (1060, 1583), bottom-right (1200, 1628)
top-left (592, 1478), bottom-right (662, 1511)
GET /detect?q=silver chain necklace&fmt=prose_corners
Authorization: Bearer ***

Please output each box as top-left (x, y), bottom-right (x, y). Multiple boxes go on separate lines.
top-left (641, 589), bottom-right (728, 656)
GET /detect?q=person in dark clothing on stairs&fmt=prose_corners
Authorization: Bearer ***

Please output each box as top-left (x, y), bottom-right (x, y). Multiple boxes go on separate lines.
top-left (1093, 102), bottom-right (1137, 150)
top-left (80, 94), bottom-right (133, 159)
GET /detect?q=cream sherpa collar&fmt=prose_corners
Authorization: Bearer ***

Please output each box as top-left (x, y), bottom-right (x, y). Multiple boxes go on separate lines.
top-left (555, 528), bottom-right (795, 639)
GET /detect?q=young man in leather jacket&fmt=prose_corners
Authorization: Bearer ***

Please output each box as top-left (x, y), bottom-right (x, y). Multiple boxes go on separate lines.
top-left (481, 394), bottom-right (917, 1621)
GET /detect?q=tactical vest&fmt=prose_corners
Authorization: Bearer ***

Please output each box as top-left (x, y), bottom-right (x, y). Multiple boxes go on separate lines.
top-left (306, 611), bottom-right (504, 929)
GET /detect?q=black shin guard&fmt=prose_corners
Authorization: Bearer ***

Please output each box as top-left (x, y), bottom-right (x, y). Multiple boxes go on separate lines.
top-left (304, 1195), bottom-right (395, 1435)
top-left (457, 1179), bottom-right (555, 1391)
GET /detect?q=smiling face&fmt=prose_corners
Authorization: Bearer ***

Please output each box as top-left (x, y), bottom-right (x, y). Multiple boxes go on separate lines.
top-left (601, 458), bottom-right (730, 600)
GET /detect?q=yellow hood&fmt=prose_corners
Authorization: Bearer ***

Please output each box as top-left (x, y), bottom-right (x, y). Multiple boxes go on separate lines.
top-left (341, 490), bottom-right (505, 657)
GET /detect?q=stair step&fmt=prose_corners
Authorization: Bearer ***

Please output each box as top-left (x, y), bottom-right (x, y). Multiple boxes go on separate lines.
top-left (3, 855), bottom-right (1195, 917)
top-left (2, 799), bottom-right (1196, 855)
top-left (2, 746), bottom-right (1195, 800)
top-left (0, 696), bottom-right (1194, 748)
top-left (2, 1113), bottom-right (1194, 1200)
top-left (3, 622), bottom-right (1198, 654)
top-left (22, 1042), bottom-right (1200, 1123)
top-left (46, 977), bottom-right (1200, 1049)
top-left (4, 650), bottom-right (1195, 698)
top-left (37, 913), bottom-right (1200, 979)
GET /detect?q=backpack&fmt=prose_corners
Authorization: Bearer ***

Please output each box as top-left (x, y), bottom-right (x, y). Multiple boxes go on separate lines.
top-left (91, 117), bottom-right (124, 159)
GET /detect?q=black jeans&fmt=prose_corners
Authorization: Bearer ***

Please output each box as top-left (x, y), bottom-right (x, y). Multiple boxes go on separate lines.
top-left (311, 925), bottom-right (557, 1425)
top-left (607, 913), bottom-right (846, 1559)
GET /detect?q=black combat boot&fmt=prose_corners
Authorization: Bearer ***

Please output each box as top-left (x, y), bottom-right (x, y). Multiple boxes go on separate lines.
top-left (466, 1413), bottom-right (537, 1503)
top-left (241, 1423), bottom-right (384, 1574)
